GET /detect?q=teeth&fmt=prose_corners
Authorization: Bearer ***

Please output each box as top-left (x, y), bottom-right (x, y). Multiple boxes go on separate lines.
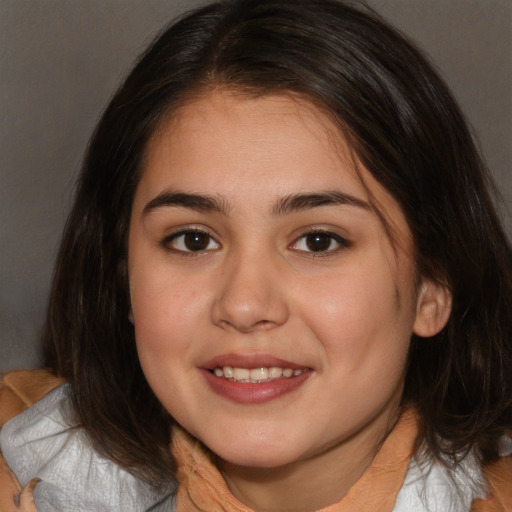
top-left (232, 368), bottom-right (250, 380)
top-left (268, 367), bottom-right (282, 379)
top-left (250, 367), bottom-right (268, 380)
top-left (212, 366), bottom-right (305, 382)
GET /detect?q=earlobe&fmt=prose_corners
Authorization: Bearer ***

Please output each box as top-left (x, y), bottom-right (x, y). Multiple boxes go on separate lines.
top-left (413, 279), bottom-right (452, 337)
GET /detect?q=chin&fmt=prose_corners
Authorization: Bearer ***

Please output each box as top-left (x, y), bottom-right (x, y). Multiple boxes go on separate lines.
top-left (221, 452), bottom-right (290, 469)
top-left (205, 434), bottom-right (303, 469)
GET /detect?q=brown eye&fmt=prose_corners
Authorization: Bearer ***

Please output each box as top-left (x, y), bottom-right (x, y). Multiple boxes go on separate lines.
top-left (183, 232), bottom-right (210, 251)
top-left (305, 233), bottom-right (333, 252)
top-left (165, 230), bottom-right (219, 253)
top-left (292, 231), bottom-right (349, 254)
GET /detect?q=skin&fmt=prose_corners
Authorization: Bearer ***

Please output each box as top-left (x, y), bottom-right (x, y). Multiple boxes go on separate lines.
top-left (128, 90), bottom-right (450, 512)
top-left (0, 455), bottom-right (38, 512)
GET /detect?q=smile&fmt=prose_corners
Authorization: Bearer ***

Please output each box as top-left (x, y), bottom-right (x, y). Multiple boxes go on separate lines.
top-left (202, 360), bottom-right (312, 403)
top-left (212, 366), bottom-right (305, 383)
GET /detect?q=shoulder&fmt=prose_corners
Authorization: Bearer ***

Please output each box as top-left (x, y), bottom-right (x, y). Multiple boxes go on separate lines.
top-left (0, 369), bottom-right (65, 428)
top-left (0, 370), bottom-right (175, 512)
top-left (0, 369), bottom-right (64, 512)
top-left (396, 446), bottom-right (512, 512)
top-left (472, 452), bottom-right (512, 512)
top-left (395, 450), bottom-right (487, 512)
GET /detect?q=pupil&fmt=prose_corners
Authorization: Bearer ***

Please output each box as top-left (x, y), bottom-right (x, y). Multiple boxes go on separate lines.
top-left (306, 234), bottom-right (331, 252)
top-left (184, 232), bottom-right (209, 251)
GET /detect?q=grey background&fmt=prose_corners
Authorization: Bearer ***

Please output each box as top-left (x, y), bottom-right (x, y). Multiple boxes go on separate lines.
top-left (1, 0), bottom-right (511, 373)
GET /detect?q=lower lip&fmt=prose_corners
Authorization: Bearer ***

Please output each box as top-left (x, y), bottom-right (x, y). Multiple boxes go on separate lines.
top-left (201, 369), bottom-right (311, 404)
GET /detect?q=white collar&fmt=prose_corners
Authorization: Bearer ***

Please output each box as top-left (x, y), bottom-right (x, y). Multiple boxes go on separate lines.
top-left (0, 384), bottom-right (175, 512)
top-left (394, 445), bottom-right (488, 511)
top-left (1, 383), bottom-right (496, 512)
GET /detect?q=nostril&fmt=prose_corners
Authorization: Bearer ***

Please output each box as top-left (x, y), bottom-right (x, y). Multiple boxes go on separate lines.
top-left (216, 318), bottom-right (275, 332)
top-left (211, 273), bottom-right (290, 332)
top-left (254, 320), bottom-right (275, 330)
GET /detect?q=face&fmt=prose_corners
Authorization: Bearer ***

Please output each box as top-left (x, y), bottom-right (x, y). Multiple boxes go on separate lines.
top-left (128, 91), bottom-right (435, 473)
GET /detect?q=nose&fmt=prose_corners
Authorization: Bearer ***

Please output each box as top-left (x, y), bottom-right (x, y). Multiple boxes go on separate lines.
top-left (211, 251), bottom-right (290, 333)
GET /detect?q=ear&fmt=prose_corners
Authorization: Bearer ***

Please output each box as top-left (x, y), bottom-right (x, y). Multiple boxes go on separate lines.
top-left (413, 279), bottom-right (452, 337)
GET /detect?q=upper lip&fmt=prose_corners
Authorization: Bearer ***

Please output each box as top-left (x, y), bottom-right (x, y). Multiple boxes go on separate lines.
top-left (200, 352), bottom-right (310, 370)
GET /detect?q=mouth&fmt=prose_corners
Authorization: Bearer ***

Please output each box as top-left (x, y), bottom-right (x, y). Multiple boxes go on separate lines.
top-left (201, 355), bottom-right (312, 403)
top-left (210, 366), bottom-right (306, 383)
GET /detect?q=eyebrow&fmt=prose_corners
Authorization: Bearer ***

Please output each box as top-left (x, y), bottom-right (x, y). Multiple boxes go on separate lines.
top-left (143, 192), bottom-right (230, 216)
top-left (272, 191), bottom-right (370, 215)
top-left (142, 190), bottom-right (370, 217)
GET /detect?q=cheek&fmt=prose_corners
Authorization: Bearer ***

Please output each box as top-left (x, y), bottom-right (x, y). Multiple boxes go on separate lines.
top-left (130, 267), bottom-right (210, 408)
top-left (129, 260), bottom-right (211, 353)
top-left (301, 258), bottom-right (415, 371)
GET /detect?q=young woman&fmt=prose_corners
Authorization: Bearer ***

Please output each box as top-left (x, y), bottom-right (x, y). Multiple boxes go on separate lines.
top-left (1, 1), bottom-right (511, 510)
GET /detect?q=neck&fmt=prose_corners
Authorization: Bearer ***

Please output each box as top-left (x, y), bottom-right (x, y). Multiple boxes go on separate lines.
top-left (218, 406), bottom-right (401, 512)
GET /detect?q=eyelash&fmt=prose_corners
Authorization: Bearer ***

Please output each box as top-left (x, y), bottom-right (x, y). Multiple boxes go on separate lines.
top-left (161, 228), bottom-right (351, 256)
top-left (290, 229), bottom-right (351, 256)
top-left (161, 228), bottom-right (220, 255)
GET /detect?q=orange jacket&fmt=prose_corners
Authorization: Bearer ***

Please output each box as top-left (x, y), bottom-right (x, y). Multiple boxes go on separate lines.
top-left (1, 370), bottom-right (511, 512)
top-left (0, 370), bottom-right (65, 512)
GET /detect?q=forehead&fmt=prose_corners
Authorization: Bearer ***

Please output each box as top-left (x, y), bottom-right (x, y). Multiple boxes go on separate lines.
top-left (136, 90), bottom-right (408, 233)
top-left (149, 92), bottom-right (353, 181)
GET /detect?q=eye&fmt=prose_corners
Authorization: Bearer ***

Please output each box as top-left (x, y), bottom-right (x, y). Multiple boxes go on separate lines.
top-left (163, 229), bottom-right (220, 253)
top-left (291, 231), bottom-right (350, 254)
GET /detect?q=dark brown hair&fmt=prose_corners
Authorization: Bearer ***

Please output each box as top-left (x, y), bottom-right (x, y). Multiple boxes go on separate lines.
top-left (43, 0), bottom-right (512, 487)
